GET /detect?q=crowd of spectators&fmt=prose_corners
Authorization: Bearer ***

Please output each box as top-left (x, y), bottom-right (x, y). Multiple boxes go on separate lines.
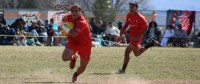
top-left (0, 17), bottom-right (67, 46)
top-left (0, 15), bottom-right (196, 47)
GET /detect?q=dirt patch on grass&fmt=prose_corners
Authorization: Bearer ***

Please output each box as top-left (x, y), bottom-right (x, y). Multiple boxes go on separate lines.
top-left (151, 80), bottom-right (200, 84)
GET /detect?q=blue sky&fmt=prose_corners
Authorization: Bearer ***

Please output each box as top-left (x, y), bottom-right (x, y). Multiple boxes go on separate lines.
top-left (149, 0), bottom-right (200, 11)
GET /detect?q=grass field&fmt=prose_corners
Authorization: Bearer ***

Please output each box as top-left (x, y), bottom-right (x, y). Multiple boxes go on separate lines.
top-left (0, 46), bottom-right (200, 84)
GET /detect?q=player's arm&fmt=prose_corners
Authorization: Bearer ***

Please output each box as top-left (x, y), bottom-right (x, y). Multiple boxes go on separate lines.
top-left (68, 21), bottom-right (85, 38)
top-left (68, 30), bottom-right (79, 38)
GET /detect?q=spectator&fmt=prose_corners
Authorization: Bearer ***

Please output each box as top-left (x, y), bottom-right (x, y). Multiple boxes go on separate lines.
top-left (44, 20), bottom-right (50, 30)
top-left (97, 20), bottom-right (106, 34)
top-left (117, 21), bottom-right (127, 44)
top-left (0, 23), bottom-right (10, 45)
top-left (10, 18), bottom-right (27, 46)
top-left (144, 11), bottom-right (160, 45)
top-left (5, 27), bottom-right (17, 45)
top-left (161, 25), bottom-right (175, 47)
top-left (90, 17), bottom-right (98, 35)
top-left (10, 18), bottom-right (25, 32)
top-left (146, 21), bottom-right (160, 41)
top-left (105, 21), bottom-right (120, 42)
top-left (117, 21), bottom-right (123, 30)
top-left (172, 24), bottom-right (188, 47)
top-left (35, 20), bottom-right (44, 34)
top-left (37, 20), bottom-right (47, 44)
top-left (50, 18), bottom-right (62, 46)
top-left (0, 17), bottom-right (6, 25)
top-left (27, 22), bottom-right (41, 46)
top-left (196, 32), bottom-right (200, 47)
top-left (46, 25), bottom-right (55, 46)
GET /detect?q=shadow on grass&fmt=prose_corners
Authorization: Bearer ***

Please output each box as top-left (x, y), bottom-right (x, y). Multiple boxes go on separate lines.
top-left (23, 81), bottom-right (73, 84)
top-left (90, 72), bottom-right (112, 75)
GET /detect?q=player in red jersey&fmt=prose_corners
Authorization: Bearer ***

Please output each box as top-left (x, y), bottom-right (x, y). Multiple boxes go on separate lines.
top-left (59, 4), bottom-right (92, 83)
top-left (117, 2), bottom-right (161, 74)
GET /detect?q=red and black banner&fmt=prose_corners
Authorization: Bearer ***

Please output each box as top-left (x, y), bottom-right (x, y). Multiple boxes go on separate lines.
top-left (166, 10), bottom-right (196, 35)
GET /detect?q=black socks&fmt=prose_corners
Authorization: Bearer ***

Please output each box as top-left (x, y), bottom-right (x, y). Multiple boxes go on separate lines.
top-left (73, 72), bottom-right (79, 77)
top-left (122, 64), bottom-right (127, 71)
top-left (144, 42), bottom-right (154, 49)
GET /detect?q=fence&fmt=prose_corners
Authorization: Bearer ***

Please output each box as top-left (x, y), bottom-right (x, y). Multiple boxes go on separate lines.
top-left (1, 9), bottom-right (200, 47)
top-left (2, 9), bottom-right (200, 33)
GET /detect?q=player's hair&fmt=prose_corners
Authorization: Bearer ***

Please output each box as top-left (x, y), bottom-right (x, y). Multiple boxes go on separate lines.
top-left (129, 1), bottom-right (138, 9)
top-left (53, 3), bottom-right (85, 16)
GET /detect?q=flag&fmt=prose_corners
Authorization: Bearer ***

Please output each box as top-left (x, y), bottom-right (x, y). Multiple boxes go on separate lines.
top-left (166, 10), bottom-right (196, 35)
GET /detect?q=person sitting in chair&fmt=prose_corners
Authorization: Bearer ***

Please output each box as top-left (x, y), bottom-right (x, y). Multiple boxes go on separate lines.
top-left (173, 24), bottom-right (188, 47)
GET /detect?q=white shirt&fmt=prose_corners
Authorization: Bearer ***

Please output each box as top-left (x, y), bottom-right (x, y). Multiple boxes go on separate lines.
top-left (105, 26), bottom-right (120, 36)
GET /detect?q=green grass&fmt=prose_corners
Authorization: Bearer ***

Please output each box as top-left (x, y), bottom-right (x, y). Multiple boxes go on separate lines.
top-left (0, 46), bottom-right (200, 84)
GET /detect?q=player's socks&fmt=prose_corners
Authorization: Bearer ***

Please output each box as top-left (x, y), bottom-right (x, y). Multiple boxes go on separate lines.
top-left (116, 64), bottom-right (126, 74)
top-left (145, 39), bottom-right (161, 49)
top-left (144, 43), bottom-right (153, 49)
top-left (73, 72), bottom-right (79, 77)
top-left (72, 72), bottom-right (79, 83)
top-left (122, 64), bottom-right (127, 72)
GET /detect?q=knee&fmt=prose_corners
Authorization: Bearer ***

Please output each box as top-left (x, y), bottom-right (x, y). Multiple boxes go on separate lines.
top-left (79, 65), bottom-right (87, 72)
top-left (62, 56), bottom-right (68, 61)
top-left (134, 52), bottom-right (140, 57)
top-left (134, 53), bottom-right (140, 57)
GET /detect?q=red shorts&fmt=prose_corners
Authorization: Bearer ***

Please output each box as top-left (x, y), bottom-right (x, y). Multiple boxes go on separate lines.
top-left (66, 44), bottom-right (92, 61)
top-left (129, 36), bottom-right (142, 46)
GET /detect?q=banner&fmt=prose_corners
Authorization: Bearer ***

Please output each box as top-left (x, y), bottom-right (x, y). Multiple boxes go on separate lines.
top-left (48, 11), bottom-right (69, 24)
top-left (166, 10), bottom-right (196, 35)
top-left (19, 11), bottom-right (40, 26)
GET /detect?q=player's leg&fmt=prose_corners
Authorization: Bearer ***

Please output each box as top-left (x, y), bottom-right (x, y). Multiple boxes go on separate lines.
top-left (62, 48), bottom-right (75, 61)
top-left (133, 39), bottom-right (161, 57)
top-left (62, 47), bottom-right (77, 69)
top-left (72, 54), bottom-right (90, 83)
top-left (117, 44), bottom-right (133, 74)
top-left (132, 45), bottom-right (145, 57)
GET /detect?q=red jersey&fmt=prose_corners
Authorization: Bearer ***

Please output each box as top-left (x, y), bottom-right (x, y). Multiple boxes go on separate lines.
top-left (62, 15), bottom-right (92, 48)
top-left (123, 12), bottom-right (148, 36)
top-left (122, 12), bottom-right (148, 46)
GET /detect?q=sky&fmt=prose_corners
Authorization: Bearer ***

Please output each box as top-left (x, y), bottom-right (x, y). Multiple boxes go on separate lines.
top-left (149, 0), bottom-right (200, 11)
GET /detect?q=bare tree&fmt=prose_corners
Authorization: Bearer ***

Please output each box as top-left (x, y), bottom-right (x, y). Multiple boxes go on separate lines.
top-left (35, 0), bottom-right (55, 9)
top-left (57, 0), bottom-right (94, 10)
top-left (0, 0), bottom-right (150, 10)
top-left (57, 0), bottom-right (150, 10)
top-left (0, 0), bottom-right (55, 9)
top-left (0, 0), bottom-right (14, 8)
